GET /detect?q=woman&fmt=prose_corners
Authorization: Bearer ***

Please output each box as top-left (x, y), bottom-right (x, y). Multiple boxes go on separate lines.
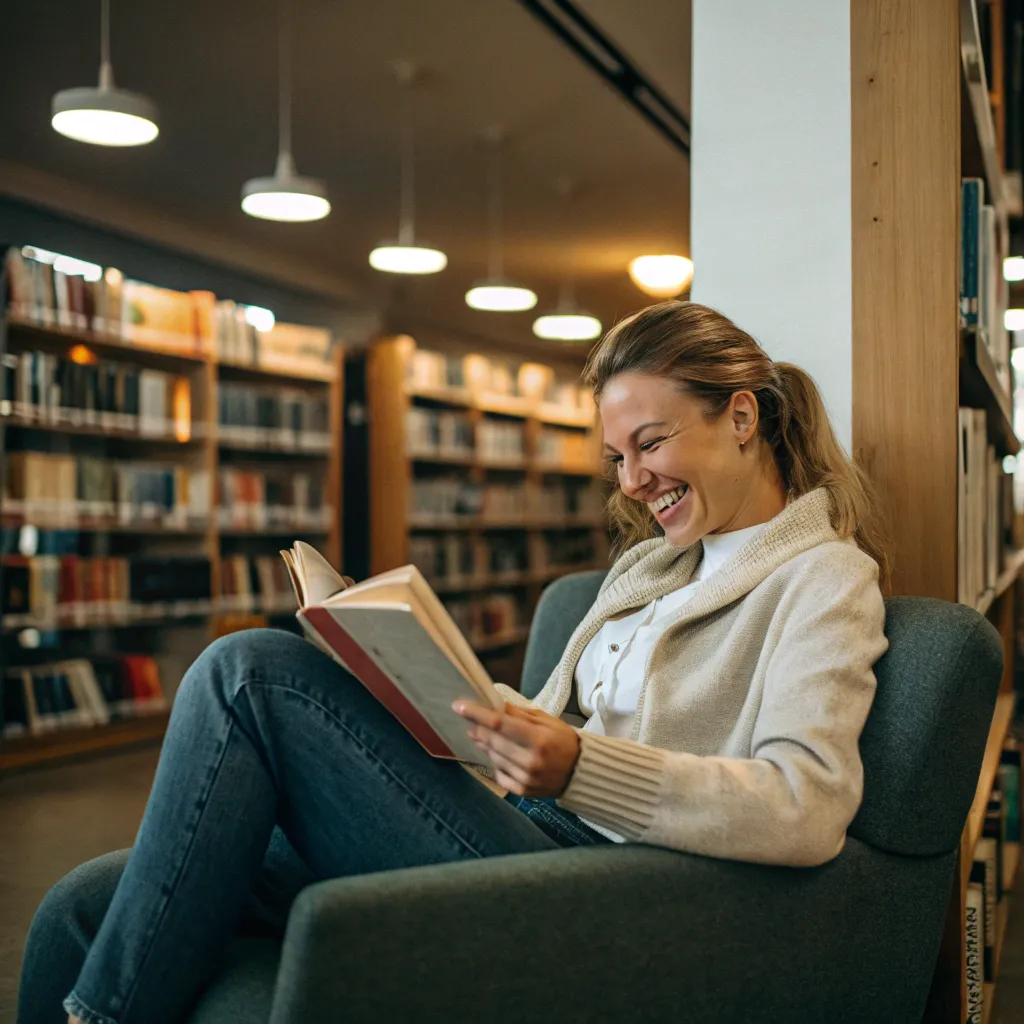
top-left (20, 301), bottom-right (888, 1024)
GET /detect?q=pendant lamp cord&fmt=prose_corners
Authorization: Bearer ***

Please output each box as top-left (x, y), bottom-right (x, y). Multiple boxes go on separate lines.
top-left (487, 140), bottom-right (504, 280)
top-left (278, 0), bottom-right (293, 162)
top-left (399, 101), bottom-right (416, 245)
top-left (99, 0), bottom-right (113, 89)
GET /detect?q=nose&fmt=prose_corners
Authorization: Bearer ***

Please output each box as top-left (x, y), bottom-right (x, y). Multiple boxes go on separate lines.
top-left (619, 453), bottom-right (654, 500)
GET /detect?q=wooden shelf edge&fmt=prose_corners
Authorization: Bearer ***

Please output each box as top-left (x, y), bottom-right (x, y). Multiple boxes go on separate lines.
top-left (965, 692), bottom-right (1017, 853)
top-left (1005, 841), bottom-right (1021, 893)
top-left (0, 711), bottom-right (170, 772)
top-left (975, 548), bottom-right (1024, 615)
top-left (960, 328), bottom-right (1019, 457)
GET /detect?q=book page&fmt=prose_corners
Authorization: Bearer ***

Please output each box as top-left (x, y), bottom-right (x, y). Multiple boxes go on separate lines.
top-left (327, 605), bottom-right (493, 762)
top-left (293, 541), bottom-right (347, 606)
top-left (327, 565), bottom-right (498, 703)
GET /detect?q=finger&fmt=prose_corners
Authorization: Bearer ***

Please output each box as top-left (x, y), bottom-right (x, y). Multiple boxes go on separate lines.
top-left (474, 726), bottom-right (539, 768)
top-left (488, 752), bottom-right (532, 789)
top-left (452, 701), bottom-right (503, 729)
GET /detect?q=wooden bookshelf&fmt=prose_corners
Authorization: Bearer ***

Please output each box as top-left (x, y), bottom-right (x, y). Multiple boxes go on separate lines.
top-left (367, 334), bottom-right (608, 666)
top-left (0, 711), bottom-right (170, 773)
top-left (0, 294), bottom-right (344, 772)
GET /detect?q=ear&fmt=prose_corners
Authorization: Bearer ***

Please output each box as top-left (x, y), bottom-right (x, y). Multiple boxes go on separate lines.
top-left (729, 391), bottom-right (759, 445)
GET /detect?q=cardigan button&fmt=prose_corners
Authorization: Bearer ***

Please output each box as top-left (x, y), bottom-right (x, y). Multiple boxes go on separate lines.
top-left (609, 643), bottom-right (620, 652)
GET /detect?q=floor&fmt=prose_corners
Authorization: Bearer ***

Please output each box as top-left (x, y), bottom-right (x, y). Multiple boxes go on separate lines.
top-left (1, 749), bottom-right (1023, 1024)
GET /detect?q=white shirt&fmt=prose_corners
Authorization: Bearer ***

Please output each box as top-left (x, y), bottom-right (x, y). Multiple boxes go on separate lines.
top-left (575, 522), bottom-right (766, 740)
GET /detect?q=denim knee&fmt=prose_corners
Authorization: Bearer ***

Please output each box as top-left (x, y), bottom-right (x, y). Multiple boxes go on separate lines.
top-left (179, 628), bottom-right (312, 708)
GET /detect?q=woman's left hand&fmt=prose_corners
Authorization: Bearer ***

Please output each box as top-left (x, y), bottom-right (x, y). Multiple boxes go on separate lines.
top-left (452, 701), bottom-right (581, 798)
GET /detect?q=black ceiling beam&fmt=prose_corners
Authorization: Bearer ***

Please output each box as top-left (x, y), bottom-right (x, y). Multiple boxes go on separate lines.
top-left (513, 0), bottom-right (690, 157)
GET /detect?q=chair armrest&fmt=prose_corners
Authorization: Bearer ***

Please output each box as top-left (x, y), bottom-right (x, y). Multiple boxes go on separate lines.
top-left (270, 839), bottom-right (953, 1024)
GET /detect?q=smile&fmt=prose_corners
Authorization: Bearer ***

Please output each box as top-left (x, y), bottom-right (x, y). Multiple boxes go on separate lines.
top-left (648, 485), bottom-right (688, 513)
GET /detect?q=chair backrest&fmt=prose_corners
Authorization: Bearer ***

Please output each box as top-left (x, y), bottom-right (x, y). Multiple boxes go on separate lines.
top-left (522, 574), bottom-right (1004, 858)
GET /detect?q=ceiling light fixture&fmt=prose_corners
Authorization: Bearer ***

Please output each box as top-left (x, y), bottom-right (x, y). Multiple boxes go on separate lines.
top-left (532, 179), bottom-right (601, 341)
top-left (241, 0), bottom-right (329, 222)
top-left (628, 254), bottom-right (694, 298)
top-left (51, 0), bottom-right (159, 147)
top-left (1005, 309), bottom-right (1024, 331)
top-left (369, 63), bottom-right (447, 275)
top-left (1005, 256), bottom-right (1024, 282)
top-left (465, 131), bottom-right (537, 312)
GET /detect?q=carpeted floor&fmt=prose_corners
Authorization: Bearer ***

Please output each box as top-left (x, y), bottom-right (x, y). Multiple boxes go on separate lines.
top-left (1, 747), bottom-right (1023, 1023)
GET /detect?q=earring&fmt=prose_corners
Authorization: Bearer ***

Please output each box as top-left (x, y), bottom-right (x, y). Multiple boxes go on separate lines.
top-left (739, 440), bottom-right (746, 452)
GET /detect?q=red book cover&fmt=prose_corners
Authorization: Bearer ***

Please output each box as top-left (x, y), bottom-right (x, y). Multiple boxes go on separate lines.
top-left (302, 606), bottom-right (455, 759)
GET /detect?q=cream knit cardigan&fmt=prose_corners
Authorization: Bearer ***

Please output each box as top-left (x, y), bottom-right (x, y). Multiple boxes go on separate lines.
top-left (494, 488), bottom-right (888, 867)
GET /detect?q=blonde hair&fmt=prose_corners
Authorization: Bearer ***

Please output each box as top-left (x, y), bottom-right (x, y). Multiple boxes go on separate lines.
top-left (584, 301), bottom-right (890, 585)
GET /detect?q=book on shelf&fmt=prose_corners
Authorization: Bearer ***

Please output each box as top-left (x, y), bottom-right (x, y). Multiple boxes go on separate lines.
top-left (965, 880), bottom-right (985, 1024)
top-left (972, 837), bottom-right (999, 980)
top-left (217, 469), bottom-right (330, 531)
top-left (1, 349), bottom-right (195, 440)
top-left (218, 381), bottom-right (331, 451)
top-left (961, 179), bottom-right (1011, 390)
top-left (957, 407), bottom-right (1012, 606)
top-left (405, 408), bottom-right (474, 459)
top-left (3, 452), bottom-right (210, 528)
top-left (1, 555), bottom-right (213, 629)
top-left (279, 542), bottom-right (506, 760)
top-left (214, 302), bottom-right (334, 376)
top-left (218, 554), bottom-right (298, 615)
top-left (477, 419), bottom-right (526, 462)
top-left (1, 655), bottom-right (166, 739)
top-left (1000, 747), bottom-right (1021, 845)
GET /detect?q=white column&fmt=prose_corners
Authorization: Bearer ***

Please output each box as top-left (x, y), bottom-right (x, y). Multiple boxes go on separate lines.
top-left (689, 0), bottom-right (852, 450)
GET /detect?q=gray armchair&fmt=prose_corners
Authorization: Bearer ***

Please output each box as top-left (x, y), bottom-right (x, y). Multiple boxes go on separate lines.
top-left (189, 571), bottom-right (1003, 1024)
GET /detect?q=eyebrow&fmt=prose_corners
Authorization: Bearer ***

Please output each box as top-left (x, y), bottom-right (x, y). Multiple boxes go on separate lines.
top-left (603, 420), bottom-right (669, 454)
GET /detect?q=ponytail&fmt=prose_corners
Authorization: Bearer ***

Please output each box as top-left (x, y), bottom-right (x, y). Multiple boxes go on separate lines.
top-left (585, 302), bottom-right (890, 586)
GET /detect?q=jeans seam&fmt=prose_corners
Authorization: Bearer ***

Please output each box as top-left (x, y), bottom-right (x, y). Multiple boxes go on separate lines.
top-left (236, 677), bottom-right (489, 859)
top-left (113, 712), bottom-right (239, 1018)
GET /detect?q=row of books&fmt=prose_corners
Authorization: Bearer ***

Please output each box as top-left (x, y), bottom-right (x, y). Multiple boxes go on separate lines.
top-left (410, 478), bottom-right (604, 524)
top-left (961, 179), bottom-right (1012, 392)
top-left (409, 532), bottom-right (600, 586)
top-left (2, 349), bottom-right (194, 439)
top-left (1, 555), bottom-right (213, 628)
top-left (536, 428), bottom-right (598, 470)
top-left (4, 452), bottom-right (211, 526)
top-left (406, 348), bottom-right (594, 413)
top-left (218, 381), bottom-right (331, 451)
top-left (216, 469), bottom-right (331, 531)
top-left (957, 408), bottom-right (1013, 607)
top-left (478, 420), bottom-right (527, 462)
top-left (406, 408), bottom-right (474, 459)
top-left (1, 656), bottom-right (166, 738)
top-left (213, 300), bottom-right (334, 377)
top-left (4, 247), bottom-right (336, 374)
top-left (965, 745), bottom-right (1021, 1020)
top-left (217, 554), bottom-right (298, 615)
top-left (443, 592), bottom-right (521, 645)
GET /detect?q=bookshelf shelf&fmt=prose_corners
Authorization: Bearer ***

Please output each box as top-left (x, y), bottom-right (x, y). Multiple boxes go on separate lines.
top-left (1, 603), bottom-right (215, 634)
top-left (0, 711), bottom-right (170, 773)
top-left (409, 517), bottom-right (604, 532)
top-left (964, 692), bottom-right (1015, 856)
top-left (959, 329), bottom-right (1019, 456)
top-left (7, 313), bottom-right (209, 368)
top-left (409, 451), bottom-right (476, 466)
top-left (2, 413), bottom-right (202, 446)
top-left (215, 360), bottom-right (333, 385)
top-left (217, 439), bottom-right (331, 458)
top-left (406, 385), bottom-right (595, 429)
top-left (975, 548), bottom-right (1024, 615)
top-left (218, 525), bottom-right (330, 537)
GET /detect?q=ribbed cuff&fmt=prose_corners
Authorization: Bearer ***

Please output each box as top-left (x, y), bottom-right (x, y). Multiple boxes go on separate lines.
top-left (556, 731), bottom-right (666, 841)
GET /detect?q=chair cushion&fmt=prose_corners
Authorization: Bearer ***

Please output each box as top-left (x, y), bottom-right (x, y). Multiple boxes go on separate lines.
top-left (187, 937), bottom-right (279, 1024)
top-left (849, 596), bottom-right (1003, 856)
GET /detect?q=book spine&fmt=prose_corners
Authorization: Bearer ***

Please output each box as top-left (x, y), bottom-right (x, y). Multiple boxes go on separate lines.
top-left (965, 881), bottom-right (984, 1024)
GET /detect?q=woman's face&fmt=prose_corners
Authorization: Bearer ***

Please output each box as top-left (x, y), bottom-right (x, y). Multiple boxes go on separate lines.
top-left (598, 372), bottom-right (762, 547)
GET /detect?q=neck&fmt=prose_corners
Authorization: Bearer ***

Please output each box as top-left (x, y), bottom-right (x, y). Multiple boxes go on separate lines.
top-left (713, 459), bottom-right (787, 534)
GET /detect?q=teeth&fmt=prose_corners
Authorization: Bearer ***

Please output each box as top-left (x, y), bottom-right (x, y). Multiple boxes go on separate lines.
top-left (649, 485), bottom-right (687, 513)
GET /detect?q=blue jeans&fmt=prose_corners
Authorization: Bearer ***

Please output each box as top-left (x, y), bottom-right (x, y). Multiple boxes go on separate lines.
top-left (18, 629), bottom-right (607, 1024)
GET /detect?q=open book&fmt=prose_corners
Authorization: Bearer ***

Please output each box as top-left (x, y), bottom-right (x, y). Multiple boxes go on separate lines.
top-left (280, 542), bottom-right (503, 761)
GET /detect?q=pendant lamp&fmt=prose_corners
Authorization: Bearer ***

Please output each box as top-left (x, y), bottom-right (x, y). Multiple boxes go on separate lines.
top-left (369, 64), bottom-right (447, 275)
top-left (628, 254), bottom-right (694, 298)
top-left (532, 180), bottom-right (601, 341)
top-left (51, 0), bottom-right (159, 147)
top-left (465, 134), bottom-right (537, 312)
top-left (241, 0), bottom-right (330, 222)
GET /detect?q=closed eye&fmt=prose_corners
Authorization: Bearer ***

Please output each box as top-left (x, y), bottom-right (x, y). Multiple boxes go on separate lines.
top-left (603, 436), bottom-right (666, 469)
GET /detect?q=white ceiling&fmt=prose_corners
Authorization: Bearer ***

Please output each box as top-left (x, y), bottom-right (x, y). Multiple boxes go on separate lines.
top-left (0, 0), bottom-right (691, 349)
